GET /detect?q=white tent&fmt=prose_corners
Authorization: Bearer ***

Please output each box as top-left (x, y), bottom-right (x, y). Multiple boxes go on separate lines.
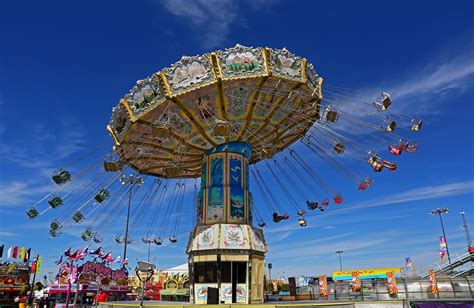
top-left (163, 263), bottom-right (188, 274)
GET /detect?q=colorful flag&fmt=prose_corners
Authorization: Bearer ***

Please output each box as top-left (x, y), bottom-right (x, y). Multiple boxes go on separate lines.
top-left (405, 257), bottom-right (416, 272)
top-left (36, 256), bottom-right (42, 274)
top-left (439, 236), bottom-right (447, 261)
top-left (31, 257), bottom-right (37, 273)
top-left (439, 236), bottom-right (447, 249)
top-left (7, 246), bottom-right (12, 258)
top-left (19, 247), bottom-right (25, 260)
top-left (64, 247), bottom-right (72, 256)
top-left (428, 269), bottom-right (438, 294)
top-left (0, 245), bottom-right (4, 258)
top-left (101, 252), bottom-right (112, 261)
top-left (318, 275), bottom-right (328, 297)
top-left (56, 254), bottom-right (63, 265)
top-left (25, 248), bottom-right (31, 262)
top-left (12, 247), bottom-right (18, 259)
top-left (351, 271), bottom-right (361, 292)
top-left (386, 271), bottom-right (398, 295)
top-left (90, 246), bottom-right (103, 256)
top-left (83, 245), bottom-right (90, 256)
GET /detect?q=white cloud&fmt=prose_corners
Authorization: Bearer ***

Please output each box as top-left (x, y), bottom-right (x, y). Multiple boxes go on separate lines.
top-left (335, 180), bottom-right (474, 214)
top-left (158, 0), bottom-right (278, 49)
top-left (0, 181), bottom-right (54, 207)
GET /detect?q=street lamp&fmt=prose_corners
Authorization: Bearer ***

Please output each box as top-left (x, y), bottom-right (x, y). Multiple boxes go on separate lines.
top-left (120, 174), bottom-right (144, 262)
top-left (335, 250), bottom-right (343, 271)
top-left (136, 261), bottom-right (156, 308)
top-left (430, 208), bottom-right (452, 272)
top-left (268, 263), bottom-right (273, 296)
top-left (460, 212), bottom-right (472, 249)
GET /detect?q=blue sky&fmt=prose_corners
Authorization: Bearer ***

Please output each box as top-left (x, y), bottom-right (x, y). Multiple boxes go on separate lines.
top-left (0, 0), bottom-right (473, 279)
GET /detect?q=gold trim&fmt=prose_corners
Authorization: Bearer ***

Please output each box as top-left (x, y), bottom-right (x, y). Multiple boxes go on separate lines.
top-left (106, 125), bottom-right (120, 146)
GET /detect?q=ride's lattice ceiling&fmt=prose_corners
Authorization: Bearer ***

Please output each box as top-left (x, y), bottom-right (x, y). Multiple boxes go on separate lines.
top-left (107, 44), bottom-right (323, 178)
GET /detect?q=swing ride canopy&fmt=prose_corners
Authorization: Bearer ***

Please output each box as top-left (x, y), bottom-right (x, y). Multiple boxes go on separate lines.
top-left (107, 44), bottom-right (323, 178)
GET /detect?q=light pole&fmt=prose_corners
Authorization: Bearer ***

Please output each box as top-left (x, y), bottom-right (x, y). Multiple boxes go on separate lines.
top-left (430, 208), bottom-right (452, 272)
top-left (120, 174), bottom-right (144, 262)
top-left (335, 250), bottom-right (343, 271)
top-left (268, 263), bottom-right (273, 296)
top-left (460, 212), bottom-right (472, 249)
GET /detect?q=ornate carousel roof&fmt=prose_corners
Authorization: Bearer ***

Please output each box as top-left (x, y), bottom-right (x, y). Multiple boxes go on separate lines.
top-left (107, 44), bottom-right (323, 178)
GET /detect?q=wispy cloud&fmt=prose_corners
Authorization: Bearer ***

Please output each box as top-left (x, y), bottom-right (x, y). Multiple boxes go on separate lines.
top-left (0, 181), bottom-right (54, 207)
top-left (158, 0), bottom-right (278, 49)
top-left (336, 180), bottom-right (474, 214)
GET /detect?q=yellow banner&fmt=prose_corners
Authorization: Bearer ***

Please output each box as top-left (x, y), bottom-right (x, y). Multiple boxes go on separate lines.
top-left (19, 247), bottom-right (25, 260)
top-left (333, 268), bottom-right (401, 280)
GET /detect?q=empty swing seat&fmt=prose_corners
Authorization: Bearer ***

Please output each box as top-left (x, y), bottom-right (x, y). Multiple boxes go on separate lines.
top-left (153, 123), bottom-right (172, 138)
top-left (333, 142), bottom-right (345, 154)
top-left (49, 229), bottom-right (61, 238)
top-left (373, 92), bottom-right (391, 112)
top-left (94, 189), bottom-right (110, 203)
top-left (81, 232), bottom-right (91, 241)
top-left (258, 222), bottom-right (266, 227)
top-left (26, 207), bottom-right (39, 219)
top-left (48, 196), bottom-right (63, 208)
top-left (383, 117), bottom-right (397, 132)
top-left (154, 237), bottom-right (163, 245)
top-left (50, 220), bottom-right (63, 231)
top-left (93, 234), bottom-right (103, 243)
top-left (169, 236), bottom-right (178, 243)
top-left (298, 218), bottom-right (307, 227)
top-left (322, 106), bottom-right (339, 123)
top-left (103, 160), bottom-right (124, 172)
top-left (213, 119), bottom-right (231, 137)
top-left (410, 118), bottom-right (423, 132)
top-left (72, 211), bottom-right (85, 223)
top-left (115, 236), bottom-right (124, 243)
top-left (52, 169), bottom-right (71, 185)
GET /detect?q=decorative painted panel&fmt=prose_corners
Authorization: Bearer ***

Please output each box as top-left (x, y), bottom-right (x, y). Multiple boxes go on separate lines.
top-left (270, 48), bottom-right (303, 81)
top-left (124, 75), bottom-right (165, 118)
top-left (207, 187), bottom-right (224, 222)
top-left (109, 104), bottom-right (131, 142)
top-left (250, 227), bottom-right (266, 252)
top-left (217, 44), bottom-right (266, 79)
top-left (163, 54), bottom-right (215, 94)
top-left (236, 284), bottom-right (247, 303)
top-left (223, 224), bottom-right (246, 248)
top-left (209, 156), bottom-right (224, 187)
top-left (305, 62), bottom-right (320, 91)
top-left (195, 225), bottom-right (217, 250)
top-left (229, 187), bottom-right (245, 222)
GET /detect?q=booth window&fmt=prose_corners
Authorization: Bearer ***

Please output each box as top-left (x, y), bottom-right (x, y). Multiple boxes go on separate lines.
top-left (221, 262), bottom-right (231, 283)
top-left (194, 262), bottom-right (217, 283)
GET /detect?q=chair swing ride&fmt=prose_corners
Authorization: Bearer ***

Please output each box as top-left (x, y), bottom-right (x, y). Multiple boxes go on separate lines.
top-left (24, 45), bottom-right (423, 302)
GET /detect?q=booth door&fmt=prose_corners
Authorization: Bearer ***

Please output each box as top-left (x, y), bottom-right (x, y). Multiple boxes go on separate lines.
top-left (222, 261), bottom-right (247, 303)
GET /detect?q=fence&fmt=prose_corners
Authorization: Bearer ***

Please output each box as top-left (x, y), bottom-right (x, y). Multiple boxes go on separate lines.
top-left (300, 276), bottom-right (474, 301)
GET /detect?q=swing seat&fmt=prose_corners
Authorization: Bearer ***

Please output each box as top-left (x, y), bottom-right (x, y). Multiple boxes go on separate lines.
top-left (297, 210), bottom-right (306, 216)
top-left (322, 199), bottom-right (330, 206)
top-left (323, 107), bottom-right (339, 123)
top-left (142, 237), bottom-right (151, 243)
top-left (258, 222), bottom-right (266, 227)
top-left (333, 142), bottom-right (345, 154)
top-left (165, 165), bottom-right (181, 177)
top-left (93, 234), bottom-right (103, 243)
top-left (272, 213), bottom-right (283, 223)
top-left (333, 194), bottom-right (344, 204)
top-left (72, 211), bottom-right (85, 223)
top-left (49, 229), bottom-right (61, 238)
top-left (298, 218), bottom-right (307, 227)
top-left (373, 92), bottom-right (391, 112)
top-left (307, 201), bottom-right (319, 210)
top-left (154, 237), bottom-right (163, 245)
top-left (152, 123), bottom-right (172, 138)
top-left (48, 196), bottom-right (63, 208)
top-left (115, 236), bottom-right (123, 243)
top-left (388, 145), bottom-right (402, 156)
top-left (81, 232), bottom-right (91, 241)
top-left (125, 238), bottom-right (132, 244)
top-left (26, 207), bottom-right (39, 219)
top-left (262, 147), bottom-right (275, 159)
top-left (169, 236), bottom-right (178, 243)
top-left (94, 189), bottom-right (110, 203)
top-left (84, 227), bottom-right (92, 237)
top-left (103, 160), bottom-right (124, 172)
top-left (213, 119), bottom-right (231, 137)
top-left (410, 118), bottom-right (422, 132)
top-left (383, 117), bottom-right (397, 132)
top-left (52, 169), bottom-right (71, 185)
top-left (50, 220), bottom-right (63, 231)
top-left (281, 214), bottom-right (290, 220)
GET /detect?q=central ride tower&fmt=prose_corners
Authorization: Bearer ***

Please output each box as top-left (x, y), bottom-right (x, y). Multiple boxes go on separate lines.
top-left (187, 142), bottom-right (267, 304)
